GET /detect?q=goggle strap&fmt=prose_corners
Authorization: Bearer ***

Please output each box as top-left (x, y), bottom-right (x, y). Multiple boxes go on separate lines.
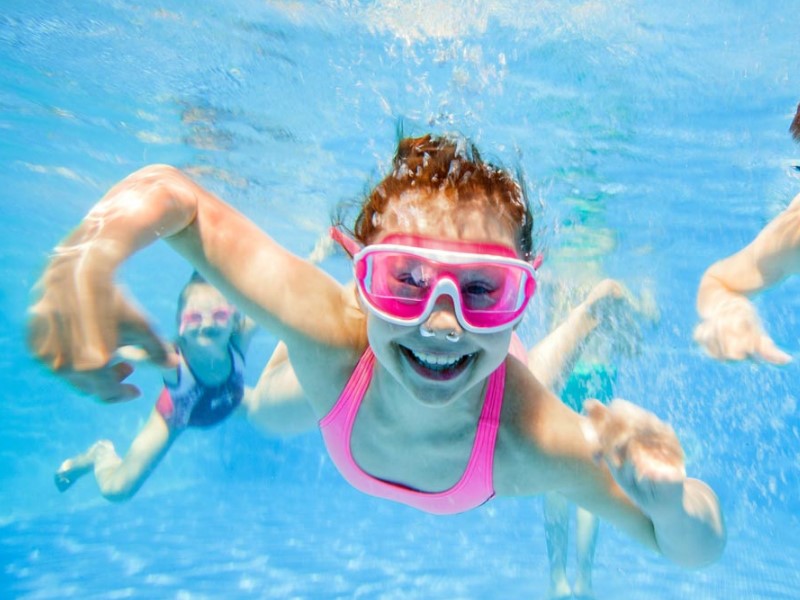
top-left (330, 227), bottom-right (363, 258)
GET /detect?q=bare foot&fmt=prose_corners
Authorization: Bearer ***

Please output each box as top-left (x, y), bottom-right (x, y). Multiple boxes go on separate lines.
top-left (54, 457), bottom-right (93, 492)
top-left (548, 580), bottom-right (572, 599)
top-left (54, 440), bottom-right (115, 492)
top-left (573, 582), bottom-right (596, 599)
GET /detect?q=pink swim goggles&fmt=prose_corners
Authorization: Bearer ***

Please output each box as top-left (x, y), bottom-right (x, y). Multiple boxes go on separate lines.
top-left (331, 228), bottom-right (539, 333)
top-left (179, 307), bottom-right (234, 334)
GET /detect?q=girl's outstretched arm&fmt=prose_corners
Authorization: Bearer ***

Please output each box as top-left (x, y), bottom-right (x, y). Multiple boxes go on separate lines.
top-left (27, 165), bottom-right (354, 402)
top-left (512, 372), bottom-right (726, 569)
top-left (579, 399), bottom-right (726, 568)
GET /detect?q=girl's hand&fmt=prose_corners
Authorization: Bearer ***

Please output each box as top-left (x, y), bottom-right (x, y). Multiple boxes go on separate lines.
top-left (582, 399), bottom-right (686, 518)
top-left (693, 296), bottom-right (790, 364)
top-left (27, 257), bottom-right (176, 402)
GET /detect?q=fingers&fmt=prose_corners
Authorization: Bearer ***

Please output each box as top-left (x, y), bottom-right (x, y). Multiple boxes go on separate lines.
top-left (583, 399), bottom-right (625, 466)
top-left (612, 453), bottom-right (684, 509)
top-left (111, 361), bottom-right (135, 381)
top-left (756, 335), bottom-right (792, 365)
top-left (27, 284), bottom-right (173, 403)
top-left (698, 299), bottom-right (774, 362)
top-left (585, 279), bottom-right (625, 314)
top-left (121, 323), bottom-right (178, 368)
top-left (625, 429), bottom-right (686, 478)
top-left (27, 305), bottom-right (66, 369)
top-left (119, 303), bottom-right (179, 368)
top-left (582, 398), bottom-right (608, 427)
top-left (694, 319), bottom-right (791, 365)
top-left (115, 345), bottom-right (152, 362)
top-left (692, 322), bottom-right (716, 356)
top-left (693, 320), bottom-right (742, 361)
top-left (63, 361), bottom-right (141, 403)
top-left (585, 281), bottom-right (652, 355)
top-left (597, 279), bottom-right (625, 301)
top-left (584, 398), bottom-right (685, 475)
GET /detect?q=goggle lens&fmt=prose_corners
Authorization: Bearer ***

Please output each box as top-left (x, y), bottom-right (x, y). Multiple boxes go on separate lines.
top-left (180, 307), bottom-right (233, 330)
top-left (354, 249), bottom-right (536, 331)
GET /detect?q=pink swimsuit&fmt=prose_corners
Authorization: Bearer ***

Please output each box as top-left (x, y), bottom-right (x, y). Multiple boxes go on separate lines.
top-left (319, 336), bottom-right (526, 515)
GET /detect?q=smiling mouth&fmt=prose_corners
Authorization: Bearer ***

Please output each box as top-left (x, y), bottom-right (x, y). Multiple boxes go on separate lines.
top-left (400, 346), bottom-right (475, 381)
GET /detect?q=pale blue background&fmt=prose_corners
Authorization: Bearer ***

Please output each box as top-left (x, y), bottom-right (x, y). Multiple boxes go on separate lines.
top-left (1, 1), bottom-right (799, 597)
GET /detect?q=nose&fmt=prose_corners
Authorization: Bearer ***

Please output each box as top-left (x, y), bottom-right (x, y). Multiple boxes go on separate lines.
top-left (420, 294), bottom-right (464, 339)
top-left (198, 312), bottom-right (218, 329)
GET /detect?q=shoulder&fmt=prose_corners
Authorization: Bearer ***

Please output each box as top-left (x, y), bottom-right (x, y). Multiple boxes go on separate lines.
top-left (501, 356), bottom-right (562, 434)
top-left (786, 192), bottom-right (800, 211)
top-left (494, 357), bottom-right (593, 495)
top-left (763, 194), bottom-right (800, 240)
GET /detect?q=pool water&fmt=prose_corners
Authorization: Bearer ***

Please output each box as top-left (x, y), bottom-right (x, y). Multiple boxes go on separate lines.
top-left (2, 1), bottom-right (800, 598)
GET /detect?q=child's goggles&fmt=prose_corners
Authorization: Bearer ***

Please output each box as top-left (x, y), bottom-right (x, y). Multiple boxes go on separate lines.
top-left (179, 307), bottom-right (234, 334)
top-left (332, 229), bottom-right (538, 333)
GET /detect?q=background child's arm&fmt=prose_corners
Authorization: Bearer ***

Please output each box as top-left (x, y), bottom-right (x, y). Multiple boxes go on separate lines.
top-left (527, 279), bottom-right (651, 392)
top-left (27, 165), bottom-right (355, 403)
top-left (694, 192), bottom-right (800, 363)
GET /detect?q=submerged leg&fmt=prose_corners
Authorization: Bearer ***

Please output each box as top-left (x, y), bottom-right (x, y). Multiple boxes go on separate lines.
top-left (55, 409), bottom-right (173, 502)
top-left (543, 492), bottom-right (572, 599)
top-left (573, 506), bottom-right (600, 598)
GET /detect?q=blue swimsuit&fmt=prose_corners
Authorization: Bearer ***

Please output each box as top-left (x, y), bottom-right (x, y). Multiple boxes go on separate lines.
top-left (155, 345), bottom-right (245, 430)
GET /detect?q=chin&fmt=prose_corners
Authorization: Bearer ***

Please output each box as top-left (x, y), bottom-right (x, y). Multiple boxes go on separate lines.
top-left (404, 382), bottom-right (462, 407)
top-left (185, 335), bottom-right (223, 350)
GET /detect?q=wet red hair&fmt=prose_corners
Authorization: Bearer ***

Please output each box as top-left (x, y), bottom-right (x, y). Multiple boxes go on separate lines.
top-left (350, 134), bottom-right (533, 259)
top-left (791, 101), bottom-right (800, 142)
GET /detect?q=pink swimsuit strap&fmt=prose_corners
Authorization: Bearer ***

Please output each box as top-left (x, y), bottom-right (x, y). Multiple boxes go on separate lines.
top-left (319, 347), bottom-right (508, 515)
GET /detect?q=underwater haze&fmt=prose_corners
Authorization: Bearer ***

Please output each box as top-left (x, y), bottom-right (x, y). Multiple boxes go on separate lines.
top-left (1, 1), bottom-right (799, 598)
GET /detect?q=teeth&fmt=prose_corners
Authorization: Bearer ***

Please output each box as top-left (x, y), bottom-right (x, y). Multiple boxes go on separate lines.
top-left (410, 350), bottom-right (464, 370)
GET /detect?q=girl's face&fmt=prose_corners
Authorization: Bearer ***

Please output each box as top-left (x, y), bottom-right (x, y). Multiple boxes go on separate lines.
top-left (365, 192), bottom-right (520, 407)
top-left (178, 285), bottom-right (236, 350)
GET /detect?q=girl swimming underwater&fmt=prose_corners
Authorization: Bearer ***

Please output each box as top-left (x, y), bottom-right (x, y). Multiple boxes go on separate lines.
top-left (29, 133), bottom-right (725, 567)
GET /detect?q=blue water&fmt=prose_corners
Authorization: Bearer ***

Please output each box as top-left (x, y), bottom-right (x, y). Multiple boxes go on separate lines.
top-left (2, 1), bottom-right (800, 598)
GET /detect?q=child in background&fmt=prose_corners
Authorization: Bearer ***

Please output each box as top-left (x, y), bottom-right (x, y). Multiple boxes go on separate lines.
top-left (54, 272), bottom-right (256, 501)
top-left (695, 102), bottom-right (800, 363)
